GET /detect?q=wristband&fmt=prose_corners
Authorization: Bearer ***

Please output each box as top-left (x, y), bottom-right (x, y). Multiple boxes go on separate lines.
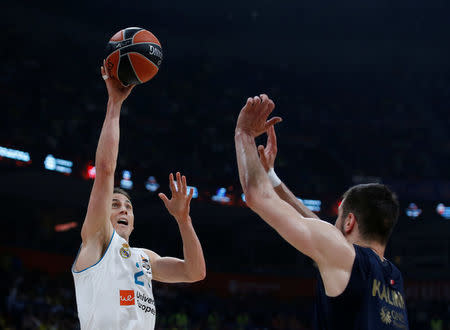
top-left (267, 168), bottom-right (282, 187)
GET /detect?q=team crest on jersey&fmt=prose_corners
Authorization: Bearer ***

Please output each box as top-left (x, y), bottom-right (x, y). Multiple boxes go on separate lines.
top-left (120, 243), bottom-right (131, 258)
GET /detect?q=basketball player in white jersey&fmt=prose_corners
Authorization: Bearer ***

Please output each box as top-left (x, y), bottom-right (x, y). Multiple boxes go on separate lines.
top-left (72, 63), bottom-right (206, 330)
top-left (235, 95), bottom-right (408, 329)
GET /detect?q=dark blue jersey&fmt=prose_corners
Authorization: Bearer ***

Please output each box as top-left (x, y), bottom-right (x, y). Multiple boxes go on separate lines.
top-left (313, 245), bottom-right (409, 330)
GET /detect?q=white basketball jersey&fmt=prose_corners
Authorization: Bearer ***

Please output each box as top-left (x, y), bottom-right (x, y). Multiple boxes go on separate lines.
top-left (72, 231), bottom-right (156, 330)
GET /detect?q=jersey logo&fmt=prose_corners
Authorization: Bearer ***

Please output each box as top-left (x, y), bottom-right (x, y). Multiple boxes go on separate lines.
top-left (380, 307), bottom-right (392, 325)
top-left (120, 290), bottom-right (135, 306)
top-left (120, 243), bottom-right (131, 258)
top-left (141, 254), bottom-right (152, 275)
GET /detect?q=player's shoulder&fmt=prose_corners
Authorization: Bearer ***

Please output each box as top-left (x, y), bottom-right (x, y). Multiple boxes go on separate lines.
top-left (135, 247), bottom-right (159, 261)
top-left (386, 258), bottom-right (404, 279)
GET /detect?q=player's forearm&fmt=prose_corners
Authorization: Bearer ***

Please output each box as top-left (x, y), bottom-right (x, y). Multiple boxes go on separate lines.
top-left (177, 218), bottom-right (206, 282)
top-left (274, 183), bottom-right (320, 219)
top-left (95, 100), bottom-right (122, 174)
top-left (235, 130), bottom-right (273, 201)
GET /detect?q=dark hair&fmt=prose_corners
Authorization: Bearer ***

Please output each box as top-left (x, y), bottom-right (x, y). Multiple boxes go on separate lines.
top-left (341, 183), bottom-right (399, 245)
top-left (113, 187), bottom-right (132, 202)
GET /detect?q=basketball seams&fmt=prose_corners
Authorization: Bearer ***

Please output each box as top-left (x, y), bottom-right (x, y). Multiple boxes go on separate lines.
top-left (105, 49), bottom-right (120, 81)
top-left (126, 53), bottom-right (143, 84)
top-left (126, 52), bottom-right (159, 70)
top-left (107, 28), bottom-right (162, 85)
top-left (125, 27), bottom-right (142, 40)
top-left (119, 42), bottom-right (162, 51)
top-left (132, 29), bottom-right (142, 44)
top-left (132, 30), bottom-right (160, 45)
top-left (118, 43), bottom-right (162, 66)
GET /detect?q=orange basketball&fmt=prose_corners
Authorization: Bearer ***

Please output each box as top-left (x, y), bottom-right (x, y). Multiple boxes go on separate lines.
top-left (105, 27), bottom-right (163, 86)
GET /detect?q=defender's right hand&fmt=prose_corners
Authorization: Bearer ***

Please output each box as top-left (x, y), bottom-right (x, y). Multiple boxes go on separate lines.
top-left (258, 125), bottom-right (278, 172)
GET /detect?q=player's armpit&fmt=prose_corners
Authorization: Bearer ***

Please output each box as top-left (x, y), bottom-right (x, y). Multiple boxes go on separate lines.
top-left (144, 249), bottom-right (203, 283)
top-left (247, 193), bottom-right (355, 272)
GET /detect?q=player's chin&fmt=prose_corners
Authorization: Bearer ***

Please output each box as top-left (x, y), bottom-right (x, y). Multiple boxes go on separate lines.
top-left (115, 226), bottom-right (130, 240)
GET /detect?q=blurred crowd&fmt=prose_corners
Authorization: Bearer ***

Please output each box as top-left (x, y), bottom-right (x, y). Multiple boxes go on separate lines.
top-left (1, 256), bottom-right (449, 330)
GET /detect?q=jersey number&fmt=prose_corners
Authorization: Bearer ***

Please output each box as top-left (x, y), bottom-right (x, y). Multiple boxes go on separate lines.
top-left (134, 271), bottom-right (144, 286)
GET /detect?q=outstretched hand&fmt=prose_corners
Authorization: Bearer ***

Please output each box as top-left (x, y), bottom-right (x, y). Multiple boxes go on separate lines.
top-left (235, 94), bottom-right (282, 138)
top-left (258, 125), bottom-right (278, 172)
top-left (101, 60), bottom-right (135, 104)
top-left (159, 172), bottom-right (194, 222)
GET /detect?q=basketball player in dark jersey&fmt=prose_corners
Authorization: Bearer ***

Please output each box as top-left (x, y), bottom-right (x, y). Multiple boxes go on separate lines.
top-left (234, 94), bottom-right (409, 330)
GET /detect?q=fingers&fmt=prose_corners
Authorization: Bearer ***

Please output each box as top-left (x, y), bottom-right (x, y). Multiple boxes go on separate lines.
top-left (253, 96), bottom-right (262, 104)
top-left (245, 94), bottom-right (273, 110)
top-left (169, 172), bottom-right (191, 196)
top-left (175, 172), bottom-right (181, 194)
top-left (267, 98), bottom-right (275, 114)
top-left (246, 94), bottom-right (273, 115)
top-left (101, 59), bottom-right (109, 81)
top-left (187, 186), bottom-right (194, 204)
top-left (169, 173), bottom-right (176, 193)
top-left (267, 125), bottom-right (277, 150)
top-left (158, 193), bottom-right (169, 207)
top-left (179, 172), bottom-right (186, 195)
top-left (258, 145), bottom-right (266, 160)
top-left (259, 94), bottom-right (275, 117)
top-left (265, 116), bottom-right (282, 130)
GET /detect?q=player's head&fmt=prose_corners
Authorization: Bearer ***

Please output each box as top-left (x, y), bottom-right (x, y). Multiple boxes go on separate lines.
top-left (111, 187), bottom-right (134, 241)
top-left (335, 183), bottom-right (399, 246)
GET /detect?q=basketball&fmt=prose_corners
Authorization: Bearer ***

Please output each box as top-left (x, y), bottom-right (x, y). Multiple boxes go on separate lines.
top-left (105, 27), bottom-right (163, 86)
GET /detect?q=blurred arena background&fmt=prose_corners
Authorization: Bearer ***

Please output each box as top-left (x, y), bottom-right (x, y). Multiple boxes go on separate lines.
top-left (1, 0), bottom-right (449, 328)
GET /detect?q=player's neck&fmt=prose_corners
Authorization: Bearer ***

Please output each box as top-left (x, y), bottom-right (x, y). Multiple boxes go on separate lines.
top-left (356, 240), bottom-right (386, 261)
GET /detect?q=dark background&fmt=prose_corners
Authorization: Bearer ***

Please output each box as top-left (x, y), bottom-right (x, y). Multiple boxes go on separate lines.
top-left (1, 0), bottom-right (449, 328)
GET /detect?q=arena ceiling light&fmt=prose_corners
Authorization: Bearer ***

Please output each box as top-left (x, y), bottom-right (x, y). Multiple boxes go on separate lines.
top-left (145, 176), bottom-right (160, 192)
top-left (297, 198), bottom-right (322, 212)
top-left (0, 145), bottom-right (31, 162)
top-left (436, 203), bottom-right (450, 219)
top-left (44, 154), bottom-right (73, 174)
top-left (120, 170), bottom-right (133, 190)
top-left (212, 188), bottom-right (231, 203)
top-left (406, 203), bottom-right (422, 219)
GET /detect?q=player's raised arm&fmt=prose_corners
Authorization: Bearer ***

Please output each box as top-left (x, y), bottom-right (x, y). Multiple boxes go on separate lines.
top-left (258, 126), bottom-right (319, 219)
top-left (75, 63), bottom-right (134, 270)
top-left (234, 95), bottom-right (354, 281)
top-left (144, 172), bottom-right (206, 283)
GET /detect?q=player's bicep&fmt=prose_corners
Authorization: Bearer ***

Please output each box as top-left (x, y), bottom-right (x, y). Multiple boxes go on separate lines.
top-left (251, 195), bottom-right (353, 266)
top-left (144, 249), bottom-right (189, 283)
top-left (81, 173), bottom-right (114, 244)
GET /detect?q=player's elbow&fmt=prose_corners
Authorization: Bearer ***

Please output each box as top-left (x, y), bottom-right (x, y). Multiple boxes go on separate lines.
top-left (245, 188), bottom-right (273, 211)
top-left (196, 268), bottom-right (207, 281)
top-left (95, 161), bottom-right (116, 176)
top-left (185, 268), bottom-right (206, 283)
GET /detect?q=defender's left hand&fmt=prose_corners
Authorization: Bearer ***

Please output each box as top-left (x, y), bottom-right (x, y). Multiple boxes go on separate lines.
top-left (235, 94), bottom-right (282, 138)
top-left (159, 172), bottom-right (194, 222)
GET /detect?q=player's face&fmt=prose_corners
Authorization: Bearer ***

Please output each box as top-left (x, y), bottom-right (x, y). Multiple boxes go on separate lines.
top-left (110, 193), bottom-right (135, 240)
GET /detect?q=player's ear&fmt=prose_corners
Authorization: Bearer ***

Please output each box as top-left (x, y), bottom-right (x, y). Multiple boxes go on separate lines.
top-left (344, 212), bottom-right (357, 234)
